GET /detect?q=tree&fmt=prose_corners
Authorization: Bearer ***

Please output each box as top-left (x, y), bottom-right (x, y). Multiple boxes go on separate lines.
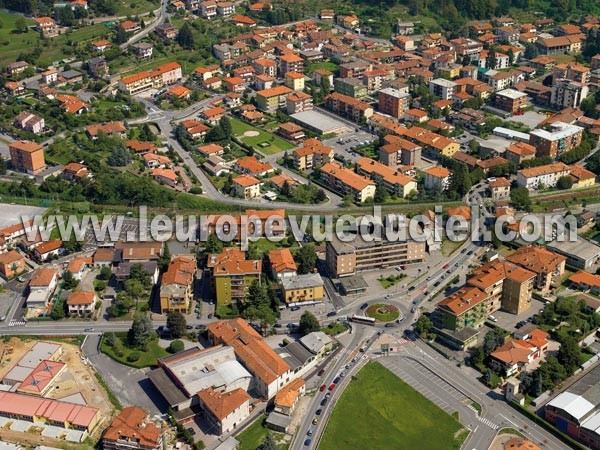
top-left (167, 310), bottom-right (187, 338)
top-left (169, 339), bottom-right (185, 353)
top-left (510, 187), bottom-right (532, 211)
top-left (15, 17), bottom-right (27, 33)
top-left (483, 328), bottom-right (507, 357)
top-left (524, 42), bottom-right (538, 59)
top-left (159, 243), bottom-right (171, 272)
top-left (449, 164), bottom-right (472, 197)
top-left (320, 76), bottom-right (331, 94)
top-left (129, 263), bottom-right (152, 290)
top-left (51, 299), bottom-right (66, 320)
top-left (299, 311), bottom-right (320, 335)
top-left (470, 345), bottom-right (485, 368)
top-left (557, 335), bottom-right (583, 375)
top-left (107, 147), bottom-right (132, 166)
top-left (263, 433), bottom-right (277, 450)
top-left (219, 116), bottom-right (232, 140)
top-left (0, 158), bottom-right (6, 175)
top-left (139, 123), bottom-right (154, 141)
top-left (314, 189), bottom-right (327, 203)
top-left (204, 233), bottom-right (223, 254)
top-left (177, 23), bottom-right (194, 49)
top-left (128, 314), bottom-right (155, 350)
top-left (62, 271), bottom-right (80, 290)
top-left (125, 279), bottom-right (145, 299)
top-left (105, 332), bottom-right (117, 347)
top-left (486, 48), bottom-right (497, 70)
top-left (206, 125), bottom-right (226, 142)
top-left (374, 182), bottom-right (389, 203)
top-left (295, 244), bottom-right (317, 274)
top-left (414, 316), bottom-right (433, 337)
top-left (98, 266), bottom-right (112, 281)
top-left (557, 175), bottom-right (574, 190)
top-left (114, 25), bottom-right (128, 44)
top-left (280, 180), bottom-right (292, 198)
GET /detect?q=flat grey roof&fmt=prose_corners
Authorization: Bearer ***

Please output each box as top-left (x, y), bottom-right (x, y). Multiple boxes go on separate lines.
top-left (18, 342), bottom-right (61, 368)
top-left (266, 412), bottom-right (292, 429)
top-left (291, 110), bottom-right (349, 135)
top-left (281, 273), bottom-right (323, 291)
top-left (300, 331), bottom-right (333, 354)
top-left (277, 342), bottom-right (313, 370)
top-left (338, 275), bottom-right (368, 292)
top-left (547, 238), bottom-right (600, 262)
top-left (147, 367), bottom-right (189, 407)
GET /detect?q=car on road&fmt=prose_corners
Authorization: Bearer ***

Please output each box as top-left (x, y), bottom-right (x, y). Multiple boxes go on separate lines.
top-left (274, 323), bottom-right (282, 328)
top-left (340, 370), bottom-right (346, 377)
top-left (385, 294), bottom-right (392, 299)
top-left (208, 313), bottom-right (213, 319)
top-left (410, 307), bottom-right (416, 313)
top-left (16, 277), bottom-right (25, 283)
top-left (320, 398), bottom-right (328, 406)
top-left (318, 369), bottom-right (325, 376)
top-left (194, 325), bottom-right (204, 329)
top-left (489, 315), bottom-right (498, 322)
top-left (186, 325), bottom-right (193, 330)
top-left (291, 306), bottom-right (301, 311)
top-left (385, 323), bottom-right (397, 328)
top-left (328, 383), bottom-right (336, 391)
top-left (316, 408), bottom-right (322, 415)
top-left (320, 384), bottom-right (326, 391)
top-left (84, 327), bottom-right (94, 332)
top-left (433, 281), bottom-right (441, 287)
top-left (408, 286), bottom-right (416, 292)
top-left (325, 392), bottom-right (331, 399)
top-left (515, 320), bottom-right (527, 329)
top-left (304, 439), bottom-right (312, 446)
top-left (313, 417), bottom-right (319, 424)
top-left (360, 303), bottom-right (368, 310)
top-left (333, 377), bottom-right (340, 384)
top-left (443, 263), bottom-right (449, 269)
top-left (467, 250), bottom-right (474, 255)
top-left (327, 311), bottom-right (336, 317)
top-left (307, 429), bottom-right (313, 436)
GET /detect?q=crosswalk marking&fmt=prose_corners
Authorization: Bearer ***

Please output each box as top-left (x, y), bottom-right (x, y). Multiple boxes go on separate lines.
top-left (478, 417), bottom-right (499, 430)
top-left (8, 319), bottom-right (26, 327)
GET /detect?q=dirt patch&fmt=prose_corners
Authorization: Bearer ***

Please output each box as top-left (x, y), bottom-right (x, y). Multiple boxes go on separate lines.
top-left (0, 337), bottom-right (116, 448)
top-left (243, 130), bottom-right (260, 137)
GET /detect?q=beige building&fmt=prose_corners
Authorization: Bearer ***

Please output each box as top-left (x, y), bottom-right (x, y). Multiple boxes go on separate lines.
top-left (233, 175), bottom-right (261, 199)
top-left (507, 245), bottom-right (566, 292)
top-left (489, 177), bottom-right (511, 201)
top-left (320, 162), bottom-right (375, 203)
top-left (281, 274), bottom-right (324, 305)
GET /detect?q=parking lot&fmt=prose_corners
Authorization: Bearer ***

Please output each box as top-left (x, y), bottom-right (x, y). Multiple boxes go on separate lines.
top-left (323, 130), bottom-right (378, 165)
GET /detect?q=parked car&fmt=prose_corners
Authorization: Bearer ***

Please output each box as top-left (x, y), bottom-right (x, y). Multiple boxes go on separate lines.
top-left (328, 383), bottom-right (336, 391)
top-left (304, 439), bottom-right (312, 446)
top-left (360, 303), bottom-right (368, 310)
top-left (408, 286), bottom-right (416, 292)
top-left (327, 311), bottom-right (337, 317)
top-left (320, 384), bottom-right (326, 392)
top-left (291, 306), bottom-right (301, 311)
top-left (316, 409), bottom-right (322, 415)
top-left (318, 369), bottom-right (325, 376)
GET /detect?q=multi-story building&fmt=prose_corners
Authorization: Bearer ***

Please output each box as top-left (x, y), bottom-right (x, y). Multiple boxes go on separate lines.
top-left (319, 162), bottom-right (376, 203)
top-left (362, 69), bottom-right (388, 93)
top-left (9, 140), bottom-right (46, 175)
top-left (325, 232), bottom-right (426, 277)
top-left (529, 122), bottom-right (584, 158)
top-left (216, 1), bottom-right (235, 16)
top-left (356, 157), bottom-right (418, 198)
top-left (517, 162), bottom-right (571, 190)
top-left (507, 245), bottom-right (566, 292)
top-left (118, 62), bottom-right (182, 95)
top-left (200, 0), bottom-right (216, 17)
top-left (208, 249), bottom-right (262, 306)
top-left (285, 72), bottom-right (305, 91)
top-left (256, 86), bottom-right (292, 113)
top-left (197, 388), bottom-right (250, 435)
top-left (0, 251), bottom-right (25, 280)
top-left (489, 177), bottom-right (511, 201)
top-left (378, 136), bottom-right (421, 168)
top-left (253, 58), bottom-right (277, 77)
top-left (334, 77), bottom-right (367, 98)
top-left (233, 174), bottom-right (261, 199)
top-left (278, 53), bottom-right (303, 76)
top-left (324, 93), bottom-right (373, 123)
top-left (281, 274), bottom-right (324, 305)
top-left (103, 406), bottom-right (163, 450)
top-left (505, 141), bottom-right (536, 165)
top-left (429, 78), bottom-right (457, 100)
top-left (495, 89), bottom-right (528, 113)
top-left (286, 91), bottom-right (313, 114)
top-left (159, 256), bottom-right (195, 314)
top-left (551, 79), bottom-right (589, 108)
top-left (433, 286), bottom-right (488, 331)
top-left (339, 60), bottom-right (372, 78)
top-left (292, 139), bottom-right (334, 171)
top-left (207, 318), bottom-right (292, 399)
top-left (268, 248), bottom-right (297, 280)
top-left (378, 88), bottom-right (410, 118)
top-left (536, 35), bottom-right (583, 55)
top-left (33, 17), bottom-right (58, 37)
top-left (66, 291), bottom-right (96, 317)
top-left (467, 259), bottom-right (535, 315)
top-left (423, 166), bottom-right (451, 190)
top-left (14, 111), bottom-right (45, 134)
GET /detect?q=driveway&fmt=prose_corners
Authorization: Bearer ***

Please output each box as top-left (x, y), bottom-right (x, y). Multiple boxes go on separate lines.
top-left (82, 334), bottom-right (167, 415)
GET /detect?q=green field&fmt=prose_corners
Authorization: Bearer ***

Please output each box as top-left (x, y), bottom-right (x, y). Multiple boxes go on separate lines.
top-left (0, 11), bottom-right (36, 66)
top-left (319, 362), bottom-right (467, 450)
top-left (230, 118), bottom-right (295, 156)
top-left (114, 0), bottom-right (161, 16)
top-left (237, 415), bottom-right (288, 450)
top-left (100, 332), bottom-right (169, 368)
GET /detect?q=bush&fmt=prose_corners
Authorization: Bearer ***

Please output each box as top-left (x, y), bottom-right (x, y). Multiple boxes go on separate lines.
top-left (169, 339), bottom-right (185, 353)
top-left (127, 352), bottom-right (141, 362)
top-left (95, 281), bottom-right (107, 292)
top-left (189, 186), bottom-right (203, 195)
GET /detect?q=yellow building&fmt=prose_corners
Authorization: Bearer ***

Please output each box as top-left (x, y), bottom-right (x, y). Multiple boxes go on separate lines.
top-left (233, 174), bottom-right (261, 199)
top-left (569, 164), bottom-right (596, 189)
top-left (159, 256), bottom-right (196, 314)
top-left (285, 72), bottom-right (305, 91)
top-left (256, 85), bottom-right (293, 112)
top-left (281, 274), bottom-right (324, 304)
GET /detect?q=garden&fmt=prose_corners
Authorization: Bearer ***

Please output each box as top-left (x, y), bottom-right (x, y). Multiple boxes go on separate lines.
top-left (366, 304), bottom-right (400, 322)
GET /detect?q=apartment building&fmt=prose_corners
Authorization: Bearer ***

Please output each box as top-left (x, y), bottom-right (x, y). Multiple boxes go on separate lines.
top-left (324, 92), bottom-right (373, 123)
top-left (334, 78), bottom-right (367, 98)
top-left (286, 91), bottom-right (313, 114)
top-left (14, 111), bottom-right (45, 134)
top-left (9, 140), bottom-right (46, 175)
top-left (467, 260), bottom-right (535, 315)
top-left (551, 79), bottom-right (589, 108)
top-left (495, 89), bottom-right (528, 113)
top-left (256, 86), bottom-right (292, 113)
top-left (159, 256), bottom-right (195, 314)
top-left (378, 87), bottom-right (410, 118)
top-left (356, 157), bottom-right (417, 198)
top-left (424, 166), bottom-right (451, 190)
top-left (536, 35), bottom-right (582, 55)
top-left (118, 62), bottom-right (182, 95)
top-left (378, 136), bottom-right (422, 168)
top-left (281, 274), bottom-right (324, 305)
top-left (103, 407), bottom-right (163, 450)
top-left (429, 78), bottom-right (457, 100)
top-left (233, 175), bottom-right (261, 199)
top-left (278, 53), bottom-right (303, 76)
top-left (197, 388), bottom-right (250, 435)
top-left (433, 286), bottom-right (488, 331)
top-left (506, 245), bottom-right (566, 292)
top-left (517, 162), bottom-right (571, 190)
top-left (268, 248), bottom-right (297, 280)
top-left (489, 177), bottom-right (511, 201)
top-left (505, 142), bottom-right (536, 165)
top-left (292, 138), bottom-right (334, 171)
top-left (207, 249), bottom-right (262, 306)
top-left (319, 162), bottom-right (376, 203)
top-left (200, 0), bottom-right (217, 18)
top-left (339, 60), bottom-right (372, 78)
top-left (529, 122), bottom-right (584, 157)
top-left (326, 233), bottom-right (426, 277)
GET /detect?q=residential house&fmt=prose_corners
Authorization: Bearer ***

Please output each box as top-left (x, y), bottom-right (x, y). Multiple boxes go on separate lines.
top-left (27, 268), bottom-right (58, 308)
top-left (151, 168), bottom-right (179, 188)
top-left (33, 239), bottom-right (63, 262)
top-left (234, 156), bottom-right (273, 177)
top-left (505, 142), bottom-right (536, 165)
top-left (489, 329), bottom-right (549, 376)
top-left (9, 140), bottom-right (46, 175)
top-left (14, 111), bottom-right (45, 134)
top-left (256, 86), bottom-right (292, 113)
top-left (131, 42), bottom-right (153, 59)
top-left (102, 406), bottom-right (163, 450)
top-left (517, 162), bottom-right (571, 190)
top-left (159, 256), bottom-right (195, 314)
top-left (489, 177), bottom-right (511, 201)
top-left (207, 250), bottom-right (262, 306)
top-left (319, 162), bottom-right (376, 203)
top-left (86, 121), bottom-right (126, 140)
top-left (34, 17), bottom-right (58, 37)
top-left (66, 291), bottom-right (96, 317)
top-left (268, 248), bottom-right (297, 280)
top-left (356, 157), bottom-right (418, 198)
top-left (233, 175), bottom-right (261, 199)
top-left (424, 166), bottom-right (451, 190)
top-left (0, 251), bottom-right (26, 280)
top-left (281, 274), bottom-right (324, 305)
top-left (197, 388), bottom-right (250, 435)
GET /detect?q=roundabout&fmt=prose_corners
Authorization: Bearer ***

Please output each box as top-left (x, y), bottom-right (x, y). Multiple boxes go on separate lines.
top-left (365, 304), bottom-right (400, 322)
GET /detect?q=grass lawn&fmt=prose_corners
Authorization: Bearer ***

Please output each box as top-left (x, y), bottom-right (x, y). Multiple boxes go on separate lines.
top-left (365, 304), bottom-right (400, 322)
top-left (115, 0), bottom-right (161, 16)
top-left (100, 332), bottom-right (169, 368)
top-left (321, 322), bottom-right (348, 336)
top-left (229, 118), bottom-right (294, 156)
top-left (378, 274), bottom-right (406, 289)
top-left (252, 237), bottom-right (298, 254)
top-left (305, 61), bottom-right (340, 75)
top-left (237, 415), bottom-right (288, 450)
top-left (0, 11), bottom-right (36, 66)
top-left (441, 238), bottom-right (463, 257)
top-left (319, 362), bottom-right (466, 450)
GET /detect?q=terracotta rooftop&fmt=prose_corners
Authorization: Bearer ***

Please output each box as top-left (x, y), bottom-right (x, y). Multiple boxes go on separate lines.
top-left (67, 291), bottom-right (95, 306)
top-left (103, 406), bottom-right (162, 448)
top-left (197, 387), bottom-right (250, 421)
top-left (268, 248), bottom-right (297, 273)
top-left (437, 286), bottom-right (487, 316)
top-left (162, 257), bottom-right (195, 286)
top-left (506, 245), bottom-right (566, 275)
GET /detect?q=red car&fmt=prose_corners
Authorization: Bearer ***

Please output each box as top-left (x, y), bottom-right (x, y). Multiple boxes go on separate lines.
top-left (320, 384), bottom-right (326, 392)
top-left (328, 383), bottom-right (336, 391)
